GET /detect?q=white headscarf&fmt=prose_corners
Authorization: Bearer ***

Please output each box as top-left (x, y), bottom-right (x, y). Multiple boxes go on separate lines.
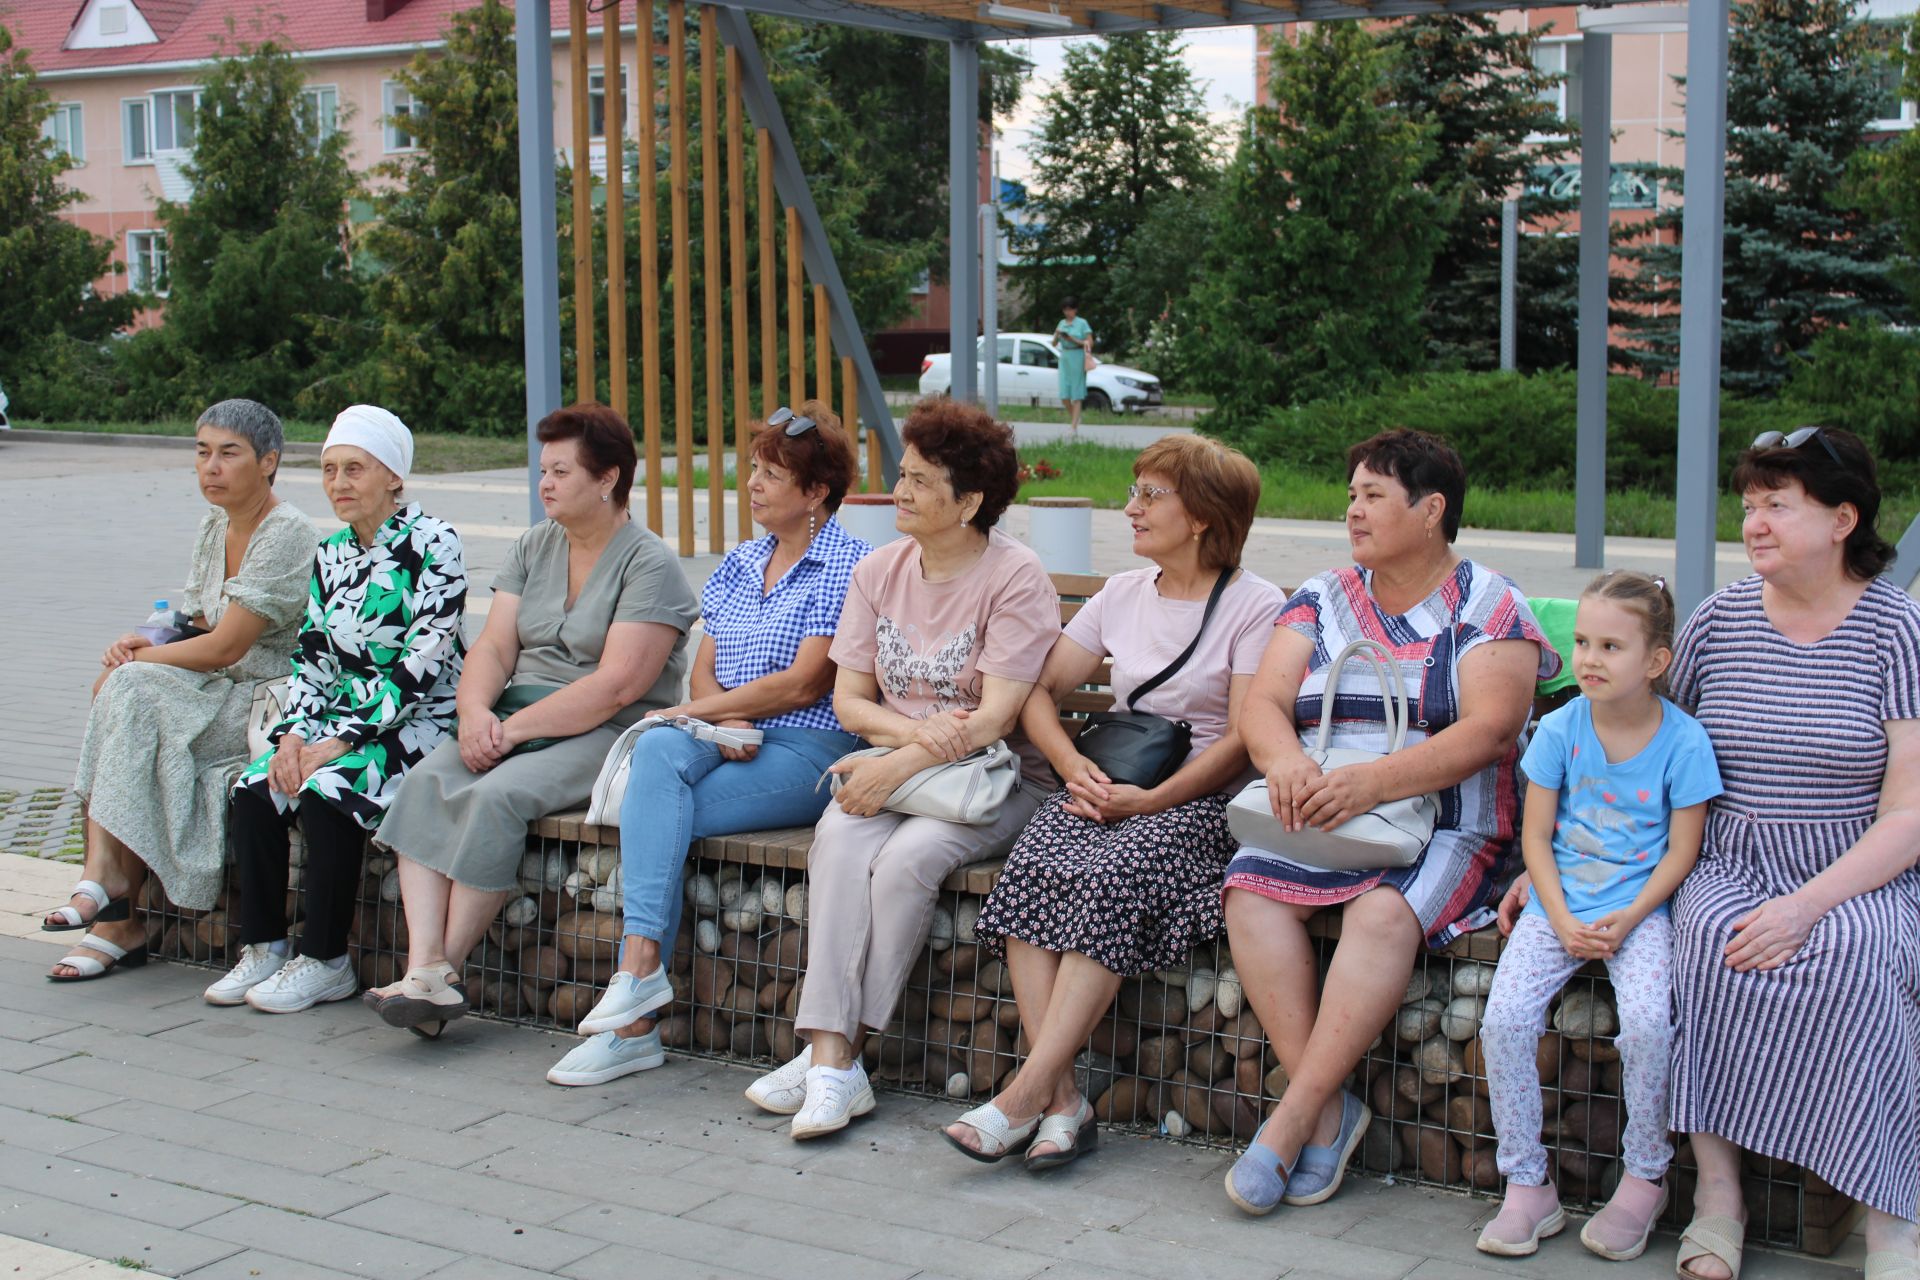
top-left (324, 405), bottom-right (414, 482)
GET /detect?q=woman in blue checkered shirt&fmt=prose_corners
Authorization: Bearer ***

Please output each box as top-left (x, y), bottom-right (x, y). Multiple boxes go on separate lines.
top-left (548, 402), bottom-right (872, 1087)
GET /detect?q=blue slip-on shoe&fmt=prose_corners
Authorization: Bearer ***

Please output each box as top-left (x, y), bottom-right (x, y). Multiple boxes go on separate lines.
top-left (546, 1029), bottom-right (667, 1086)
top-left (576, 966), bottom-right (674, 1034)
top-left (1225, 1118), bottom-right (1298, 1216)
top-left (1282, 1090), bottom-right (1372, 1206)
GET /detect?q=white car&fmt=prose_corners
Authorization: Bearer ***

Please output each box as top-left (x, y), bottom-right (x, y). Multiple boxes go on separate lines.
top-left (918, 333), bottom-right (1163, 412)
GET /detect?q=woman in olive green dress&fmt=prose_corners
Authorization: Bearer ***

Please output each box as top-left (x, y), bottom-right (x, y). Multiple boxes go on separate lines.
top-left (369, 403), bottom-right (699, 1035)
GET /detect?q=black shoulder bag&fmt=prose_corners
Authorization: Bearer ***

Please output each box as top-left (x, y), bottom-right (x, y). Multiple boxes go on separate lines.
top-left (1071, 567), bottom-right (1234, 790)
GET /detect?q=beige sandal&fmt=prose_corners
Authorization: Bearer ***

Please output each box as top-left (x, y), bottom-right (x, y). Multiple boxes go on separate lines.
top-left (1676, 1214), bottom-right (1745, 1280)
top-left (375, 964), bottom-right (469, 1037)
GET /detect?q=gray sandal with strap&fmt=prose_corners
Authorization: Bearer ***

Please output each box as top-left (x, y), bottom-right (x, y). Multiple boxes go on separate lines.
top-left (1676, 1214), bottom-right (1745, 1280)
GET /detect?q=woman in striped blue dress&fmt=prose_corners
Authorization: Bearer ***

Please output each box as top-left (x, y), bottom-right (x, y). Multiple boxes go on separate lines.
top-left (1649, 429), bottom-right (1918, 1280)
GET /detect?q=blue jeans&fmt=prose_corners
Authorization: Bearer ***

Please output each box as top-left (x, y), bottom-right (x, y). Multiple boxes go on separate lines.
top-left (618, 724), bottom-right (857, 956)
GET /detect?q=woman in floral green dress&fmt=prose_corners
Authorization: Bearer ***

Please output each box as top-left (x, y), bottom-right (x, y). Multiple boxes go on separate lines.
top-left (214, 407), bottom-right (468, 1014)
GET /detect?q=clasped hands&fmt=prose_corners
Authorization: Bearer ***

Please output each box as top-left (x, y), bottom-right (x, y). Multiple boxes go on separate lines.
top-left (267, 734), bottom-right (350, 795)
top-left (827, 709), bottom-right (975, 817)
top-left (1496, 874), bottom-right (1818, 971)
top-left (1262, 750), bottom-right (1388, 833)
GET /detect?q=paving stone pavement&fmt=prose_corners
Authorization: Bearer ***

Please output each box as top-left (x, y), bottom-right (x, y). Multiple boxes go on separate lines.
top-left (0, 904), bottom-right (1865, 1280)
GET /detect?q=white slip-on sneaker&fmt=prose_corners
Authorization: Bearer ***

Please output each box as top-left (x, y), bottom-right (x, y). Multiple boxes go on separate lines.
top-left (547, 1030), bottom-right (667, 1086)
top-left (745, 1045), bottom-right (814, 1115)
top-left (576, 967), bottom-right (674, 1034)
top-left (244, 954), bottom-right (357, 1013)
top-left (205, 943), bottom-right (286, 1006)
top-left (790, 1062), bottom-right (876, 1140)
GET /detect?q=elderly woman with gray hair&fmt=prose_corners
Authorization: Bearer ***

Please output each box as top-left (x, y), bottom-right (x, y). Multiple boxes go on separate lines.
top-left (47, 400), bottom-right (319, 982)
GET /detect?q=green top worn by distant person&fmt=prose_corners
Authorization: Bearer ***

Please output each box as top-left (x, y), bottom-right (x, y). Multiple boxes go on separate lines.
top-left (1527, 597), bottom-right (1579, 695)
top-left (1054, 316), bottom-right (1092, 403)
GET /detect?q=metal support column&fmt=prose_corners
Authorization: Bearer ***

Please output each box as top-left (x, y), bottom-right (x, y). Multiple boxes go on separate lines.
top-left (1574, 31), bottom-right (1612, 569)
top-left (981, 202), bottom-right (998, 414)
top-left (1499, 200), bottom-right (1517, 372)
top-left (713, 7), bottom-right (901, 481)
top-left (948, 39), bottom-right (980, 404)
top-left (1674, 0), bottom-right (1731, 614)
top-left (516, 0), bottom-right (563, 524)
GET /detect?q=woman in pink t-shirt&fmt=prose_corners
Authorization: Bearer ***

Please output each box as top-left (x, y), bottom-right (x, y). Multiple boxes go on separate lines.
top-left (945, 434), bottom-right (1283, 1167)
top-left (743, 401), bottom-right (1061, 1139)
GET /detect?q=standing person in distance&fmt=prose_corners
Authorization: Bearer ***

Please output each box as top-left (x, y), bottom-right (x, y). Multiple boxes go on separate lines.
top-left (1052, 298), bottom-right (1094, 437)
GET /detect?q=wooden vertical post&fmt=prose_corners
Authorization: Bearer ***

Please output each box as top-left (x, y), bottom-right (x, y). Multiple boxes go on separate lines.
top-left (670, 0), bottom-right (693, 555)
top-left (701, 5), bottom-right (724, 554)
top-left (639, 2), bottom-right (662, 534)
top-left (757, 130), bottom-right (776, 420)
top-left (604, 1), bottom-right (627, 425)
top-left (813, 283), bottom-right (830, 405)
top-left (569, 0), bottom-right (595, 403)
top-left (841, 352), bottom-right (859, 492)
top-left (726, 47), bottom-right (750, 542)
top-left (786, 205), bottom-right (803, 409)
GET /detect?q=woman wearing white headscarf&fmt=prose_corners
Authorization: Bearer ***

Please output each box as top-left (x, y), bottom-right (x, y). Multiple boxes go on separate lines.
top-left (212, 405), bottom-right (468, 1014)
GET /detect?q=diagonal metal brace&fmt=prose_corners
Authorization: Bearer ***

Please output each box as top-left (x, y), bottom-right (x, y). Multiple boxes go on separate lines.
top-left (711, 5), bottom-right (903, 485)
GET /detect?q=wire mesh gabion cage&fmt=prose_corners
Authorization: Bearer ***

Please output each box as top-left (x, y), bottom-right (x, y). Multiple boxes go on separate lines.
top-left (141, 816), bottom-right (1858, 1257)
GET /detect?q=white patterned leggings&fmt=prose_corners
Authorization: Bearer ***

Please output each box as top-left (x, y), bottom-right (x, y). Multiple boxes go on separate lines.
top-left (1480, 911), bottom-right (1675, 1187)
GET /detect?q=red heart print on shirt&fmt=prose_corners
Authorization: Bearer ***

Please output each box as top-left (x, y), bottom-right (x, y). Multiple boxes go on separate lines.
top-left (1637, 789), bottom-right (1651, 803)
top-left (1602, 792), bottom-right (1617, 804)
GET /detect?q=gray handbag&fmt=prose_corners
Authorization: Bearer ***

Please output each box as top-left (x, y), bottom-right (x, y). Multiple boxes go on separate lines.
top-left (822, 739), bottom-right (1020, 825)
top-left (1225, 638), bottom-right (1438, 870)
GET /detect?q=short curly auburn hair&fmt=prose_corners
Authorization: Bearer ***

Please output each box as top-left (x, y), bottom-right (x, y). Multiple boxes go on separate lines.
top-left (900, 399), bottom-right (1020, 531)
top-left (749, 400), bottom-right (860, 513)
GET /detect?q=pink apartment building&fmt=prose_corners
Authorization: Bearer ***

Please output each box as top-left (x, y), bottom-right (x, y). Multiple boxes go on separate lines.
top-left (10, 0), bottom-right (652, 305)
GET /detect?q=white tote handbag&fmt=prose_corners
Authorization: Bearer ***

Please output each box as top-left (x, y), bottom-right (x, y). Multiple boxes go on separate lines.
top-left (245, 677), bottom-right (293, 759)
top-left (822, 739), bottom-right (1020, 826)
top-left (1226, 638), bottom-right (1438, 871)
top-left (583, 715), bottom-right (767, 826)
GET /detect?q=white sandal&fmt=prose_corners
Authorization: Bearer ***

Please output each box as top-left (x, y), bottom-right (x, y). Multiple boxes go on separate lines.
top-left (373, 964), bottom-right (469, 1038)
top-left (47, 933), bottom-right (149, 983)
top-left (1025, 1097), bottom-right (1098, 1171)
top-left (42, 879), bottom-right (129, 932)
top-left (941, 1102), bottom-right (1043, 1164)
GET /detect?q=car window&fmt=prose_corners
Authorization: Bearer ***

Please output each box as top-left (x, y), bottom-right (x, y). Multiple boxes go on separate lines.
top-left (975, 337), bottom-right (1016, 364)
top-left (1020, 340), bottom-right (1057, 369)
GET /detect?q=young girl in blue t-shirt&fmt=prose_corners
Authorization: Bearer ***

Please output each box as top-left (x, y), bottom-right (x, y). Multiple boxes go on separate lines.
top-left (1476, 571), bottom-right (1723, 1263)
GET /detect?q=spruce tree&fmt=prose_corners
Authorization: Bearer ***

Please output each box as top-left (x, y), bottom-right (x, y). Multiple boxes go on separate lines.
top-left (0, 21), bottom-right (136, 401)
top-left (1012, 33), bottom-right (1218, 349)
top-left (120, 37), bottom-right (363, 416)
top-left (355, 0), bottom-right (525, 435)
top-left (1380, 15), bottom-right (1578, 371)
top-left (1617, 0), bottom-right (1911, 394)
top-left (1187, 23), bottom-right (1446, 421)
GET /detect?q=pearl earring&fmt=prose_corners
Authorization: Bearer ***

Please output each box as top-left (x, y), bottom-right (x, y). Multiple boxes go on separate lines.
top-left (601, 492), bottom-right (610, 503)
top-left (808, 507), bottom-right (817, 539)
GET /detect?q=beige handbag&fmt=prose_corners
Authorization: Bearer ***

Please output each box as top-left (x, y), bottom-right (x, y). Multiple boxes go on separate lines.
top-left (245, 677), bottom-right (293, 759)
top-left (822, 739), bottom-right (1020, 825)
top-left (1226, 638), bottom-right (1438, 871)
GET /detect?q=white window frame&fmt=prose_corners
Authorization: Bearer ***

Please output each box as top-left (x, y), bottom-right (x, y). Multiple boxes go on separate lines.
top-left (382, 80), bottom-right (420, 152)
top-left (1866, 20), bottom-right (1917, 131)
top-left (127, 229), bottom-right (168, 297)
top-left (149, 86), bottom-right (201, 156)
top-left (44, 102), bottom-right (85, 165)
top-left (122, 96), bottom-right (152, 164)
top-left (300, 84), bottom-right (339, 147)
top-left (1530, 36), bottom-right (1584, 141)
top-left (587, 65), bottom-right (632, 140)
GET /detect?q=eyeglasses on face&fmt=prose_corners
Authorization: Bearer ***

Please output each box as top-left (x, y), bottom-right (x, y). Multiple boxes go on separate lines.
top-left (768, 406), bottom-right (817, 437)
top-left (1752, 425), bottom-right (1844, 469)
top-left (1127, 483), bottom-right (1178, 507)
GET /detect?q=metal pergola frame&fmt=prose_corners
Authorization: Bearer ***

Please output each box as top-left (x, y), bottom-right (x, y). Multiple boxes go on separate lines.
top-left (513, 0), bottom-right (1732, 612)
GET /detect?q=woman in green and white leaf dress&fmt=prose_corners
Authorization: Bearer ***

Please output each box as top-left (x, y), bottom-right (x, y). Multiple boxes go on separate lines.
top-left (215, 406), bottom-right (468, 1014)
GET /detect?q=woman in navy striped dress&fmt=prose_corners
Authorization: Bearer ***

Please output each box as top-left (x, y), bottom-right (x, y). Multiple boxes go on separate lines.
top-left (1660, 429), bottom-right (1919, 1280)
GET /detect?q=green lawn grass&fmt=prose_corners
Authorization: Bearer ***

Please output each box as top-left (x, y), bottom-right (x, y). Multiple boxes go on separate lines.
top-left (1016, 440), bottom-right (1920, 543)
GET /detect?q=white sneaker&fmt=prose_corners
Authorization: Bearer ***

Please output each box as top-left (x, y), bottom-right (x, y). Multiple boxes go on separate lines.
top-left (244, 954), bottom-right (357, 1013)
top-left (790, 1062), bottom-right (876, 1140)
top-left (205, 943), bottom-right (285, 1006)
top-left (744, 1045), bottom-right (814, 1115)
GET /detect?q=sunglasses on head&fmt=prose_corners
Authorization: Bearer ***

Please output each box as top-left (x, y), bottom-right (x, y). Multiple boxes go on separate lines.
top-left (768, 406), bottom-right (816, 438)
top-left (1752, 425), bottom-right (1844, 469)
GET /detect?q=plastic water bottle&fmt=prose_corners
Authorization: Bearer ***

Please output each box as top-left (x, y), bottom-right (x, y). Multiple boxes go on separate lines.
top-left (137, 599), bottom-right (180, 647)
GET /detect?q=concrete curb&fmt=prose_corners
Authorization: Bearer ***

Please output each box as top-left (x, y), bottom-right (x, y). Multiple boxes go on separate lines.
top-left (1, 428), bottom-right (324, 456)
